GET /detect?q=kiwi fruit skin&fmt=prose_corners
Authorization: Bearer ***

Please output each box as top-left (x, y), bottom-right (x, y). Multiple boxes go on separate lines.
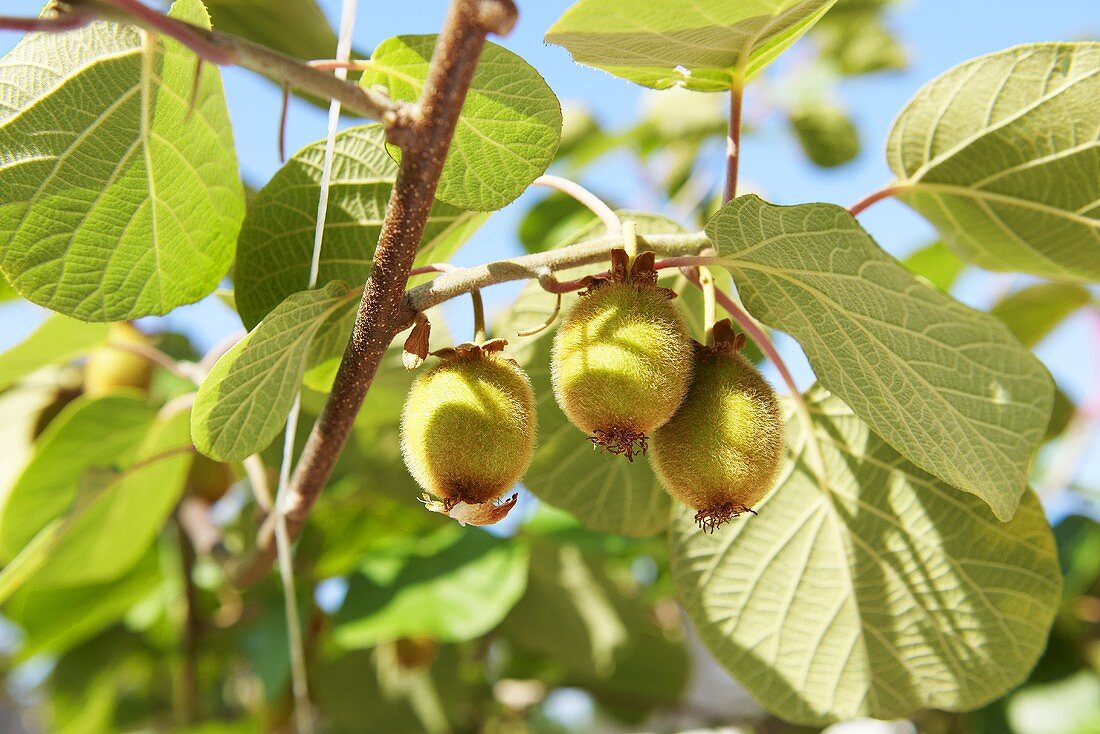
top-left (401, 351), bottom-right (536, 505)
top-left (185, 454), bottom-right (236, 503)
top-left (650, 347), bottom-right (783, 517)
top-left (84, 323), bottom-right (155, 397)
top-left (551, 283), bottom-right (693, 438)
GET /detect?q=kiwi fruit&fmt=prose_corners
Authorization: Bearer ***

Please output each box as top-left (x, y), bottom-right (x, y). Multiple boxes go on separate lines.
top-left (401, 342), bottom-right (536, 508)
top-left (650, 320), bottom-right (783, 531)
top-left (84, 322), bottom-right (155, 397)
top-left (551, 250), bottom-right (693, 460)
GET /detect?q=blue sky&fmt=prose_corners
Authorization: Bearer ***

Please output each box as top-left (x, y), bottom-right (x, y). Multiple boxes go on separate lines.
top-left (1, 0), bottom-right (1098, 496)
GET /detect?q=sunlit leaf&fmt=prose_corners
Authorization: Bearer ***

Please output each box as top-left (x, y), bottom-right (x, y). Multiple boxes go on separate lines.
top-left (361, 36), bottom-right (562, 211)
top-left (887, 43), bottom-right (1100, 282)
top-left (903, 240), bottom-right (966, 292)
top-left (546, 0), bottom-right (838, 91)
top-left (0, 394), bottom-right (155, 562)
top-left (333, 527), bottom-right (528, 647)
top-left (0, 0), bottom-right (244, 319)
top-left (669, 386), bottom-right (1061, 725)
top-left (193, 281), bottom-right (359, 461)
top-left (708, 195), bottom-right (1053, 520)
top-left (235, 124), bottom-right (487, 332)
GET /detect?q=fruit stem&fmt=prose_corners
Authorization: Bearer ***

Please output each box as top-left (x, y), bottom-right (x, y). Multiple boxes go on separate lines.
top-left (623, 220), bottom-right (638, 262)
top-left (700, 267), bottom-right (716, 346)
top-left (471, 289), bottom-right (487, 342)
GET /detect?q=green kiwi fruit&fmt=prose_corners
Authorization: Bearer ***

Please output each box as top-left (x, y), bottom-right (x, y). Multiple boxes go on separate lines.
top-left (401, 343), bottom-right (536, 507)
top-left (551, 253), bottom-right (693, 460)
top-left (650, 321), bottom-right (783, 531)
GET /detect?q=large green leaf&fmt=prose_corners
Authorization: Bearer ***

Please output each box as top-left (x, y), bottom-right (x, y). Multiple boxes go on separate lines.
top-left (235, 124), bottom-right (486, 330)
top-left (708, 196), bottom-right (1053, 520)
top-left (0, 0), bottom-right (245, 320)
top-left (669, 386), bottom-right (1061, 725)
top-left (360, 36), bottom-right (562, 211)
top-left (0, 410), bottom-right (191, 598)
top-left (887, 43), bottom-right (1100, 282)
top-left (332, 527), bottom-right (528, 647)
top-left (499, 537), bottom-right (688, 712)
top-left (192, 281), bottom-right (359, 461)
top-left (3, 548), bottom-right (160, 658)
top-left (0, 394), bottom-right (156, 562)
top-left (991, 283), bottom-right (1092, 349)
top-left (546, 0), bottom-right (838, 91)
top-left (34, 408), bottom-right (192, 588)
top-left (0, 315), bottom-right (109, 391)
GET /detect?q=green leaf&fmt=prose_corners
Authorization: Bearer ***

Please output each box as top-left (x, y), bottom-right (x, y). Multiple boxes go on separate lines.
top-left (708, 196), bottom-right (1053, 520)
top-left (192, 281), bottom-right (359, 461)
top-left (204, 0), bottom-right (339, 65)
top-left (360, 36), bottom-right (562, 211)
top-left (789, 102), bottom-right (860, 167)
top-left (499, 538), bottom-right (688, 712)
top-left (0, 394), bottom-right (156, 562)
top-left (991, 283), bottom-right (1092, 349)
top-left (546, 0), bottom-right (839, 91)
top-left (668, 386), bottom-right (1061, 725)
top-left (33, 408), bottom-right (192, 587)
top-left (3, 549), bottom-right (160, 658)
top-left (814, 1), bottom-right (906, 75)
top-left (235, 124), bottom-right (487, 331)
top-left (886, 43), bottom-right (1100, 282)
top-left (333, 528), bottom-right (528, 647)
top-left (903, 240), bottom-right (966, 292)
top-left (0, 315), bottom-right (109, 391)
top-left (0, 0), bottom-right (245, 320)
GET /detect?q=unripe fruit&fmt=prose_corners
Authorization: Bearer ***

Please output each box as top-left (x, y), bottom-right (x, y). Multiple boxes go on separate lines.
top-left (551, 251), bottom-right (693, 460)
top-left (650, 321), bottom-right (783, 531)
top-left (401, 343), bottom-right (536, 508)
top-left (84, 323), bottom-right (154, 397)
top-left (185, 454), bottom-right (236, 503)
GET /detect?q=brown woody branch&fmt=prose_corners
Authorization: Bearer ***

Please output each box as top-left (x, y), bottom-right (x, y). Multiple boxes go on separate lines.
top-left (233, 0), bottom-right (518, 586)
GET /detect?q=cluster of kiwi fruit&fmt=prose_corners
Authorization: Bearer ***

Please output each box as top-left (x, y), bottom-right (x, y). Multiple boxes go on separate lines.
top-left (398, 248), bottom-right (784, 531)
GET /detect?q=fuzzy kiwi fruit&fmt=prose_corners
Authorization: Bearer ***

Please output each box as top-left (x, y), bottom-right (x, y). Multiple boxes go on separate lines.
top-left (401, 342), bottom-right (536, 507)
top-left (650, 321), bottom-right (783, 531)
top-left (551, 250), bottom-right (693, 459)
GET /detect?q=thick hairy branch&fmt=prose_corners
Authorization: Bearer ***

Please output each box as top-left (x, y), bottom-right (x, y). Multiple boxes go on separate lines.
top-left (33, 0), bottom-right (405, 123)
top-left (233, 0), bottom-right (518, 586)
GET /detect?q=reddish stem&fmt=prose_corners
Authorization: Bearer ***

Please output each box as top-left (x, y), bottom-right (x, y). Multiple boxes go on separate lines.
top-left (848, 185), bottom-right (906, 216)
top-left (724, 84), bottom-right (744, 203)
top-left (0, 9), bottom-right (96, 33)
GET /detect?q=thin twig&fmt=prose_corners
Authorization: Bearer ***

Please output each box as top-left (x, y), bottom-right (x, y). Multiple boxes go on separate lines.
top-left (848, 184), bottom-right (907, 216)
top-left (243, 455), bottom-right (273, 512)
top-left (399, 231), bottom-right (710, 327)
top-left (0, 8), bottom-right (96, 33)
top-left (532, 174), bottom-right (621, 234)
top-left (516, 292), bottom-right (561, 337)
top-left (107, 340), bottom-right (193, 381)
top-left (70, 0), bottom-right (403, 125)
top-left (724, 82), bottom-right (744, 203)
top-left (233, 0), bottom-right (520, 587)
